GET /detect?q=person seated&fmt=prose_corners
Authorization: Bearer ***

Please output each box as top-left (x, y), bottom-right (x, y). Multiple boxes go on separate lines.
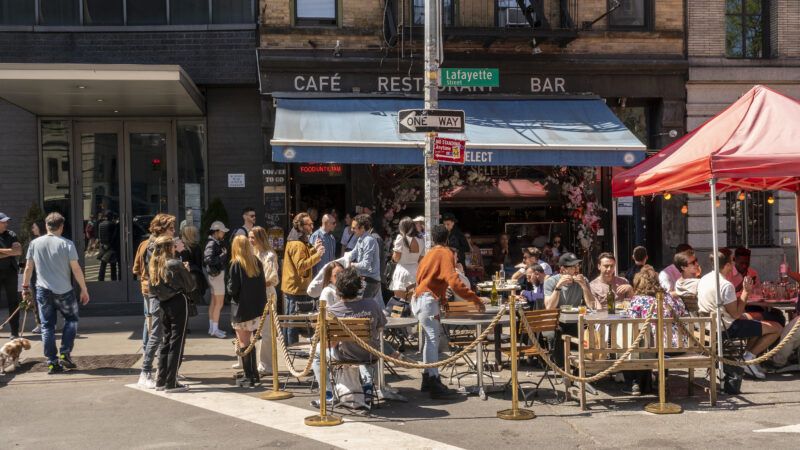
top-left (624, 246), bottom-right (648, 285)
top-left (698, 249), bottom-right (782, 379)
top-left (491, 233), bottom-right (513, 276)
top-left (727, 247), bottom-right (783, 326)
top-left (520, 264), bottom-right (546, 310)
top-left (674, 249), bottom-right (701, 299)
top-left (659, 243), bottom-right (693, 298)
top-left (543, 252), bottom-right (593, 367)
top-left (511, 247), bottom-right (549, 290)
top-left (624, 265), bottom-right (688, 395)
top-left (769, 315), bottom-right (800, 370)
top-left (588, 252), bottom-right (633, 311)
top-left (463, 232), bottom-right (485, 285)
top-left (551, 233), bottom-right (568, 258)
top-left (311, 267), bottom-right (387, 407)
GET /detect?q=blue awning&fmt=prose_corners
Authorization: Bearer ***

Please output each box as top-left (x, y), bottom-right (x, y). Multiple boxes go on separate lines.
top-left (271, 95), bottom-right (646, 166)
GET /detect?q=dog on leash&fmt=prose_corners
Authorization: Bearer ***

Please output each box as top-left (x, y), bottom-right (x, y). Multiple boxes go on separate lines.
top-left (0, 338), bottom-right (32, 375)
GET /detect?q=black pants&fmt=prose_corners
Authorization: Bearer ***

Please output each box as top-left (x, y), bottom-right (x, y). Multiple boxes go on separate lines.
top-left (157, 295), bottom-right (188, 389)
top-left (553, 322), bottom-right (578, 369)
top-left (0, 269), bottom-right (19, 336)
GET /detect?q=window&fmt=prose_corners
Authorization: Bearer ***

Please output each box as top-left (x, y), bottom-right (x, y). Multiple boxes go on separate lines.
top-left (726, 0), bottom-right (767, 58)
top-left (0, 0), bottom-right (35, 25)
top-left (608, 0), bottom-right (650, 29)
top-left (82, 0), bottom-right (123, 25)
top-left (40, 0), bottom-right (79, 25)
top-left (126, 0), bottom-right (167, 25)
top-left (497, 0), bottom-right (529, 27)
top-left (295, 0), bottom-right (336, 26)
top-left (41, 120), bottom-right (73, 240)
top-left (412, 0), bottom-right (453, 27)
top-left (177, 122), bottom-right (206, 230)
top-left (212, 0), bottom-right (253, 24)
top-left (171, 0), bottom-right (209, 25)
top-left (726, 191), bottom-right (774, 248)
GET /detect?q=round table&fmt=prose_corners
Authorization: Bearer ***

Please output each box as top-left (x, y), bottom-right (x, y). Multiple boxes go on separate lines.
top-left (441, 313), bottom-right (511, 400)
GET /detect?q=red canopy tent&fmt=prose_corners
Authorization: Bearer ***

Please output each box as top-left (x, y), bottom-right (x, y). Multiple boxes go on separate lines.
top-left (611, 85), bottom-right (800, 383)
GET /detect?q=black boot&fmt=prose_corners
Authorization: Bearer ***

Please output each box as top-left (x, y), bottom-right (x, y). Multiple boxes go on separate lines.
top-left (248, 350), bottom-right (260, 387)
top-left (237, 349), bottom-right (251, 388)
top-left (429, 375), bottom-right (459, 400)
top-left (421, 372), bottom-right (432, 392)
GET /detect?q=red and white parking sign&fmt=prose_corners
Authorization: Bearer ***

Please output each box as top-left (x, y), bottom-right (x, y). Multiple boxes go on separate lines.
top-left (433, 137), bottom-right (466, 164)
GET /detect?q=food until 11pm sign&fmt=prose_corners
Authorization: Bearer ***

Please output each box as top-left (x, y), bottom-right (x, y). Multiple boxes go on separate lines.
top-left (440, 68), bottom-right (499, 88)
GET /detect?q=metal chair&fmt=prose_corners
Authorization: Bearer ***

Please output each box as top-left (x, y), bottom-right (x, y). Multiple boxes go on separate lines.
top-left (276, 314), bottom-right (318, 391)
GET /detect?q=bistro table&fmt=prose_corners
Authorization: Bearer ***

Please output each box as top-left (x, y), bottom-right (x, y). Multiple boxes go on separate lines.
top-left (441, 313), bottom-right (511, 400)
top-left (476, 282), bottom-right (521, 295)
top-left (377, 316), bottom-right (418, 402)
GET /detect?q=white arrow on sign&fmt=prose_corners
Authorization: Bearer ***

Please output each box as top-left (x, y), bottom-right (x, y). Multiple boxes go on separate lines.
top-left (402, 110), bottom-right (418, 131)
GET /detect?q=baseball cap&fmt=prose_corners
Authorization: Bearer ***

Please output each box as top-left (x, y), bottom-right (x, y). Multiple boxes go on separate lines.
top-left (413, 216), bottom-right (425, 223)
top-left (0, 212), bottom-right (9, 223)
top-left (209, 221), bottom-right (229, 232)
top-left (558, 252), bottom-right (582, 267)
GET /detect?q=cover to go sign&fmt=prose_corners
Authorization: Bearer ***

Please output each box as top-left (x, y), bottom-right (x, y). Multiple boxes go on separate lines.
top-left (433, 137), bottom-right (466, 164)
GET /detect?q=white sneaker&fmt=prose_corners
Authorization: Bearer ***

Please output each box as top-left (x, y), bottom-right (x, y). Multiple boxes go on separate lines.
top-left (743, 353), bottom-right (766, 379)
top-left (32, 325), bottom-right (42, 334)
top-left (232, 361), bottom-right (241, 369)
top-left (258, 364), bottom-right (271, 375)
top-left (211, 329), bottom-right (227, 339)
top-left (165, 383), bottom-right (189, 393)
top-left (137, 371), bottom-right (149, 387)
top-left (144, 371), bottom-right (158, 389)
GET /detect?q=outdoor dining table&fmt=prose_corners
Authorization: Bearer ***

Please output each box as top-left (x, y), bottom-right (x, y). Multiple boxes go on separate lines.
top-left (441, 312), bottom-right (511, 400)
top-left (377, 316), bottom-right (418, 402)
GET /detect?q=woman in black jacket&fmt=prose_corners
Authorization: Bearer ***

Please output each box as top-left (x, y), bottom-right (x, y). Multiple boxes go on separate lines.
top-left (226, 235), bottom-right (267, 388)
top-left (148, 235), bottom-right (196, 393)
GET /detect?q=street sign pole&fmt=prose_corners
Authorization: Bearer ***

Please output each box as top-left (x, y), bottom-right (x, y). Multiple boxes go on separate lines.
top-left (423, 0), bottom-right (440, 250)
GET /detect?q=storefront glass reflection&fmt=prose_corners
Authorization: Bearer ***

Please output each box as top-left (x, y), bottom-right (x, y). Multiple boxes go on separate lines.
top-left (40, 120), bottom-right (72, 240)
top-left (130, 132), bottom-right (167, 250)
top-left (177, 122), bottom-right (206, 232)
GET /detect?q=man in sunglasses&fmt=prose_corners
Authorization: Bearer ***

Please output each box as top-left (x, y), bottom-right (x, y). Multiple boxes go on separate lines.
top-left (674, 249), bottom-right (702, 300)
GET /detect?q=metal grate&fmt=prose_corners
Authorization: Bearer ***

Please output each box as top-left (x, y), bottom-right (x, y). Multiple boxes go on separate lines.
top-left (726, 191), bottom-right (774, 248)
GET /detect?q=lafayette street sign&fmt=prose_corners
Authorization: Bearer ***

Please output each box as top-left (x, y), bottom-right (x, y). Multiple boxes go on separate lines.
top-left (440, 68), bottom-right (499, 88)
top-left (398, 109), bottom-right (465, 133)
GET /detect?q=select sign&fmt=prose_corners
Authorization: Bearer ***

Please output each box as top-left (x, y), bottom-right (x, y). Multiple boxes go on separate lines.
top-left (398, 109), bottom-right (465, 133)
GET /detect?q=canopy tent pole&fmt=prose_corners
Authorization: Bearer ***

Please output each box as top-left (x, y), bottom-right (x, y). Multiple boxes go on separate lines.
top-left (612, 197), bottom-right (619, 274)
top-left (795, 193), bottom-right (800, 273)
top-left (709, 179), bottom-right (725, 386)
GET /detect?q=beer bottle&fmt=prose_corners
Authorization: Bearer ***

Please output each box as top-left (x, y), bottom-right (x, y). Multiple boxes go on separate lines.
top-left (490, 280), bottom-right (499, 306)
top-left (606, 282), bottom-right (615, 314)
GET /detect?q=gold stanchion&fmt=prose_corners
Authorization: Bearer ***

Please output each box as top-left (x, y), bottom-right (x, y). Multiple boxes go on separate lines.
top-left (498, 292), bottom-right (535, 420)
top-left (261, 295), bottom-right (294, 401)
top-left (304, 299), bottom-right (343, 427)
top-left (644, 290), bottom-right (682, 415)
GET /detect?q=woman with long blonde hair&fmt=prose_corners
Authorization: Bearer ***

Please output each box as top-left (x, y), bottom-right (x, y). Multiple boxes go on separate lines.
top-left (147, 235), bottom-right (196, 392)
top-left (248, 226), bottom-right (279, 375)
top-left (226, 235), bottom-right (267, 387)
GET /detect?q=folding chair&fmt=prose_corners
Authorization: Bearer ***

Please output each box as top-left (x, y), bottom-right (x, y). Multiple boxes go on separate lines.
top-left (442, 301), bottom-right (494, 387)
top-left (276, 314), bottom-right (318, 392)
top-left (503, 308), bottom-right (563, 405)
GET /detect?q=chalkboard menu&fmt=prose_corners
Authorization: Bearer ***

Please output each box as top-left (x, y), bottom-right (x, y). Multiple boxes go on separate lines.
top-left (263, 164), bottom-right (287, 228)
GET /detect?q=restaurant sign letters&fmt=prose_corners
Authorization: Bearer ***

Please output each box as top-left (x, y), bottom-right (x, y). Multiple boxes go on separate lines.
top-left (433, 137), bottom-right (466, 164)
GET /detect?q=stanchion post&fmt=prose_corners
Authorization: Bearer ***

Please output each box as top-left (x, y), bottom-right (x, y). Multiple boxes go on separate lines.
top-left (305, 299), bottom-right (343, 427)
top-left (261, 295), bottom-right (294, 401)
top-left (498, 293), bottom-right (535, 420)
top-left (644, 291), bottom-right (682, 414)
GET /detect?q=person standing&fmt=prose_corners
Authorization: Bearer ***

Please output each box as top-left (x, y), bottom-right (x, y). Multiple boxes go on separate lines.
top-left (390, 217), bottom-right (424, 299)
top-left (282, 212), bottom-right (324, 345)
top-left (309, 214), bottom-right (337, 276)
top-left (227, 235), bottom-right (267, 388)
top-left (96, 211), bottom-right (120, 281)
top-left (25, 219), bottom-right (46, 334)
top-left (0, 212), bottom-right (22, 339)
top-left (413, 216), bottom-right (426, 241)
top-left (203, 221), bottom-right (229, 339)
top-left (249, 226), bottom-right (279, 375)
top-left (340, 211), bottom-right (357, 256)
top-left (21, 213), bottom-right (90, 374)
top-left (347, 214), bottom-right (383, 308)
top-left (442, 213), bottom-right (469, 269)
top-left (231, 207), bottom-right (257, 240)
top-left (148, 235), bottom-right (195, 393)
top-left (414, 224), bottom-right (484, 399)
top-left (133, 214), bottom-right (178, 388)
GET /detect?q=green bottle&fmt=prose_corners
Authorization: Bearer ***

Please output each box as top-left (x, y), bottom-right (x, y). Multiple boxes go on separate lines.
top-left (606, 282), bottom-right (616, 314)
top-left (490, 280), bottom-right (499, 306)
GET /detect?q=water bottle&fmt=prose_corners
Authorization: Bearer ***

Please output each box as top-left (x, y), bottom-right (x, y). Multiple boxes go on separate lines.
top-left (499, 267), bottom-right (506, 283)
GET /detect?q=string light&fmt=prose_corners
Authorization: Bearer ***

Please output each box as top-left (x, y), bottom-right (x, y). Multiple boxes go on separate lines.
top-left (715, 199), bottom-right (721, 208)
top-left (663, 192), bottom-right (672, 200)
top-left (768, 195), bottom-right (775, 205)
top-left (681, 204), bottom-right (688, 215)
top-left (738, 191), bottom-right (746, 201)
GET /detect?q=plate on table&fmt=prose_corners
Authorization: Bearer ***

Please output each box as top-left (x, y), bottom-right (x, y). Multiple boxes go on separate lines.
top-left (560, 306), bottom-right (580, 314)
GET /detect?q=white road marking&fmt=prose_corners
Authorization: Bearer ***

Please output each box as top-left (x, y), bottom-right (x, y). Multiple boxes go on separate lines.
top-left (126, 384), bottom-right (464, 450)
top-left (754, 424), bottom-right (800, 433)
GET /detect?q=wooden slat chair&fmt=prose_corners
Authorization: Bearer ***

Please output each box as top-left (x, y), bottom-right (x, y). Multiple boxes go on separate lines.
top-left (275, 314), bottom-right (318, 391)
top-left (325, 317), bottom-right (377, 411)
top-left (502, 308), bottom-right (562, 405)
top-left (442, 301), bottom-right (492, 386)
top-left (680, 294), bottom-right (700, 317)
top-left (563, 313), bottom-right (717, 410)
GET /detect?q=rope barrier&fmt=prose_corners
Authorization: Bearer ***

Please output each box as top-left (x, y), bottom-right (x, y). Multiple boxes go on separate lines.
top-left (270, 298), bottom-right (320, 378)
top-left (232, 301), bottom-right (271, 357)
top-left (330, 305), bottom-right (509, 369)
top-left (519, 302), bottom-right (659, 383)
top-left (666, 303), bottom-right (800, 367)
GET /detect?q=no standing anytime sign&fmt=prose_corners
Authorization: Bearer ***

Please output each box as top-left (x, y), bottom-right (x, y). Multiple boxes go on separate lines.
top-left (433, 137), bottom-right (466, 164)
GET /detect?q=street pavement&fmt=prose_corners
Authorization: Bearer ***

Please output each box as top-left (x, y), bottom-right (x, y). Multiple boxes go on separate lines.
top-left (4, 307), bottom-right (800, 449)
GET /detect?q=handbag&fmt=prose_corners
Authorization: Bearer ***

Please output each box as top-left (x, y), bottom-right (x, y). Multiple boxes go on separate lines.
top-left (722, 363), bottom-right (744, 395)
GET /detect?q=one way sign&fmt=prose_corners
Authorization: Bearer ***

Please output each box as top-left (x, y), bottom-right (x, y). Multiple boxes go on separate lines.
top-left (398, 109), bottom-right (465, 134)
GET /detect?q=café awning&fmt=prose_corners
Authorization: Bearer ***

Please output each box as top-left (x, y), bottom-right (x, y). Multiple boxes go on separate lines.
top-left (271, 94), bottom-right (646, 166)
top-left (0, 63), bottom-right (204, 116)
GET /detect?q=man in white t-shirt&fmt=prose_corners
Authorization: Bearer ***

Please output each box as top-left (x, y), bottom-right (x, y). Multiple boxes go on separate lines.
top-left (697, 248), bottom-right (782, 379)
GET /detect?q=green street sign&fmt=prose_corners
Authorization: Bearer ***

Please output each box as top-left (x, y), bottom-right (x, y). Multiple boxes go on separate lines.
top-left (440, 68), bottom-right (499, 88)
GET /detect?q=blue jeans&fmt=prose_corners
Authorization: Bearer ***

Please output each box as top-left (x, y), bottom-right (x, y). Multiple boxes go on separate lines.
top-left (142, 294), bottom-right (150, 349)
top-left (141, 297), bottom-right (162, 372)
top-left (283, 294), bottom-right (310, 345)
top-left (412, 292), bottom-right (440, 376)
top-left (36, 287), bottom-right (79, 365)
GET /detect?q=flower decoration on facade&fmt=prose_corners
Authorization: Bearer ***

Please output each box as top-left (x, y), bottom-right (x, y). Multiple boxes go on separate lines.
top-left (546, 167), bottom-right (606, 252)
top-left (439, 166), bottom-right (496, 193)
